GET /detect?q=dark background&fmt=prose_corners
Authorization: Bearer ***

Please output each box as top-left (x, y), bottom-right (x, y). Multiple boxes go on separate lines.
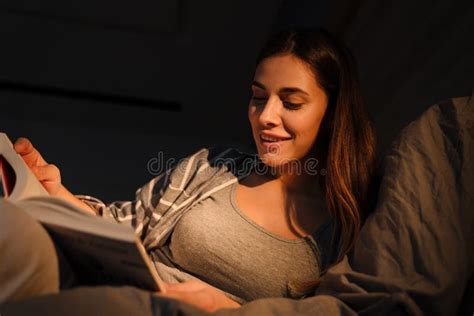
top-left (1, 0), bottom-right (473, 202)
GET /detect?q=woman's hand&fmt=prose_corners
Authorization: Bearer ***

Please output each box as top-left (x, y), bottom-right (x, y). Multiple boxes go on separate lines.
top-left (14, 137), bottom-right (62, 195)
top-left (13, 137), bottom-right (97, 215)
top-left (156, 280), bottom-right (241, 313)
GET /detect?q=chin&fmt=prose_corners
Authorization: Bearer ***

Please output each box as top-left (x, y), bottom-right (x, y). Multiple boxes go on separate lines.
top-left (257, 145), bottom-right (312, 174)
top-left (257, 150), bottom-right (293, 169)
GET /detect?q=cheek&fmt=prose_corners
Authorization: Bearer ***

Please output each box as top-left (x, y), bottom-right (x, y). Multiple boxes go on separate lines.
top-left (291, 112), bottom-right (325, 140)
top-left (248, 106), bottom-right (257, 127)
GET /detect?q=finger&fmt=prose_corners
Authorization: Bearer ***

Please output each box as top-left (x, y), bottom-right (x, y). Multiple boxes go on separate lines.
top-left (31, 164), bottom-right (61, 195)
top-left (157, 290), bottom-right (215, 312)
top-left (14, 137), bottom-right (46, 166)
top-left (164, 280), bottom-right (205, 292)
top-left (13, 137), bottom-right (34, 155)
top-left (31, 164), bottom-right (61, 182)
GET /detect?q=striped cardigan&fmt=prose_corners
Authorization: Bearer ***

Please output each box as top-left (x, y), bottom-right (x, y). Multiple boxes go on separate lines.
top-left (79, 146), bottom-right (265, 253)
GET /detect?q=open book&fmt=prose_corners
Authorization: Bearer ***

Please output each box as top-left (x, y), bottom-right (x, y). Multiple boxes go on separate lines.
top-left (0, 133), bottom-right (165, 292)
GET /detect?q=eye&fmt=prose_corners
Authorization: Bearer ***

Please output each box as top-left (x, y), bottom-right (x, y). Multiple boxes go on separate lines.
top-left (283, 101), bottom-right (302, 111)
top-left (251, 96), bottom-right (268, 106)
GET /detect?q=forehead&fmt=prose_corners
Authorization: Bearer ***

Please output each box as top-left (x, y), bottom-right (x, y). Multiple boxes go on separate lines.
top-left (253, 54), bottom-right (319, 90)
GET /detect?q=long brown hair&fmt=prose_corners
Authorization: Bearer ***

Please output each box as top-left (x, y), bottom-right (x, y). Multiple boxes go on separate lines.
top-left (256, 28), bottom-right (378, 290)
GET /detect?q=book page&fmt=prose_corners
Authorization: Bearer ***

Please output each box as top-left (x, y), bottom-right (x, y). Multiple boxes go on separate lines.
top-left (0, 133), bottom-right (48, 200)
top-left (48, 224), bottom-right (162, 291)
top-left (1, 155), bottom-right (16, 196)
top-left (16, 194), bottom-right (165, 292)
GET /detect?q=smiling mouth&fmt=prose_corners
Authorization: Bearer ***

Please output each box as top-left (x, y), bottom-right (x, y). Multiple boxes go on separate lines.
top-left (260, 135), bottom-right (292, 145)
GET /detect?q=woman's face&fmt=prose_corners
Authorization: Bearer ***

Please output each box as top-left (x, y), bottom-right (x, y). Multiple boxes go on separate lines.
top-left (248, 54), bottom-right (329, 171)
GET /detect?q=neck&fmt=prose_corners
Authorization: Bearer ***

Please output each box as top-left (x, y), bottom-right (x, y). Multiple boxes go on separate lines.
top-left (261, 159), bottom-right (322, 197)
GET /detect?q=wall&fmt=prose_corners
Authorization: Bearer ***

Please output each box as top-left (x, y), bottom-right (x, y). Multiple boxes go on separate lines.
top-left (0, 0), bottom-right (282, 201)
top-left (1, 0), bottom-right (473, 201)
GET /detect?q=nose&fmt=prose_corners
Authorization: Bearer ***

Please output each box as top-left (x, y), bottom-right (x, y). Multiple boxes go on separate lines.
top-left (257, 96), bottom-right (282, 127)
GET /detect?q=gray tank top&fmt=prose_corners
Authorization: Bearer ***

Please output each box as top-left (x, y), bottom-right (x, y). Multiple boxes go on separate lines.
top-left (152, 179), bottom-right (334, 303)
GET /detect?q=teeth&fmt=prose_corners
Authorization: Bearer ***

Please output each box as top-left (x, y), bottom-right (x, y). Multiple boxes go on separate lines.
top-left (261, 135), bottom-right (286, 142)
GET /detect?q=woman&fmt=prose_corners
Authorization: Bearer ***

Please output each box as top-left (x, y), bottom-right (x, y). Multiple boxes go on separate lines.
top-left (12, 27), bottom-right (378, 311)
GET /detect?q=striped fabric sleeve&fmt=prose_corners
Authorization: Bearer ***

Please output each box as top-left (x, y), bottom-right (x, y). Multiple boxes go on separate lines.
top-left (75, 145), bottom-right (241, 242)
top-left (76, 168), bottom-right (171, 239)
top-left (77, 146), bottom-right (252, 247)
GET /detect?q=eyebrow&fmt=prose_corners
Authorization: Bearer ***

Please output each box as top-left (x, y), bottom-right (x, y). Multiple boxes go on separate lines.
top-left (251, 80), bottom-right (310, 97)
